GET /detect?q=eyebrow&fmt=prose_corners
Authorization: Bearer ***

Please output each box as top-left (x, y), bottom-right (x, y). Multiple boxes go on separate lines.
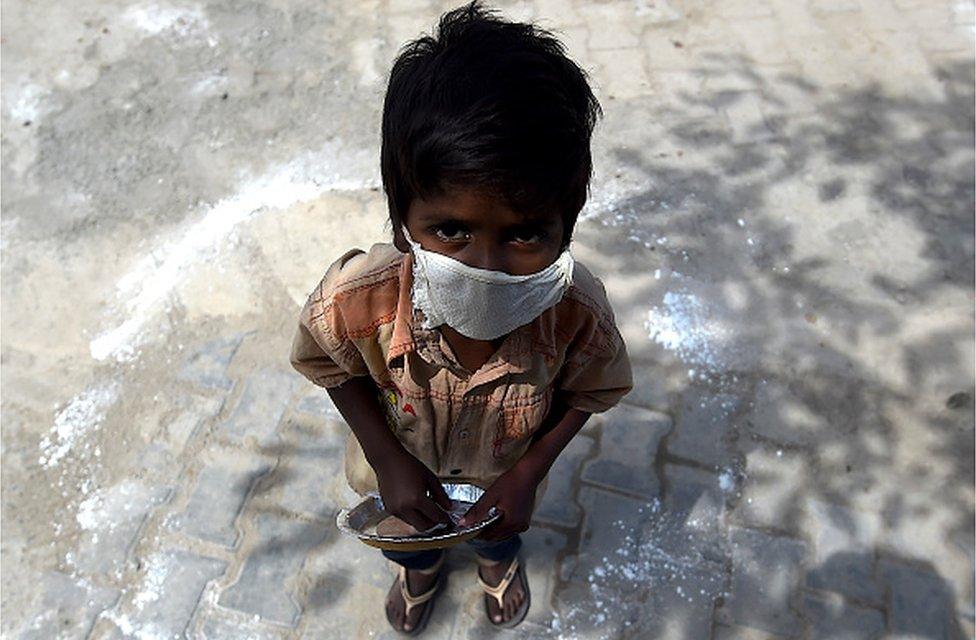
top-left (417, 210), bottom-right (559, 228)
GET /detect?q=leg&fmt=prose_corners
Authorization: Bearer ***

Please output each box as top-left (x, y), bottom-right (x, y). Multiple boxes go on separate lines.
top-left (466, 533), bottom-right (522, 563)
top-left (468, 535), bottom-right (530, 626)
top-left (382, 548), bottom-right (446, 634)
top-left (382, 547), bottom-right (445, 571)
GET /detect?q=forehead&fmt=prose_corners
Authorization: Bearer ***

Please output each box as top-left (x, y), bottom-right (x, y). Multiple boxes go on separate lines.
top-left (409, 187), bottom-right (561, 227)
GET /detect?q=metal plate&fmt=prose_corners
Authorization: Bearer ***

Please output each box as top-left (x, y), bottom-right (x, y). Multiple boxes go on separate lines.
top-left (335, 482), bottom-right (501, 551)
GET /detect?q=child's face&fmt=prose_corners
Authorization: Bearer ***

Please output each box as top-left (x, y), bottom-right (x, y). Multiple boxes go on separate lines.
top-left (400, 187), bottom-right (565, 276)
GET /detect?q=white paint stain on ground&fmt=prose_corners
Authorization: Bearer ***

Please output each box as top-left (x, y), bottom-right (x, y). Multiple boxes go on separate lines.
top-left (548, 498), bottom-right (727, 638)
top-left (122, 3), bottom-right (210, 38)
top-left (39, 379), bottom-right (120, 468)
top-left (89, 150), bottom-right (376, 363)
top-left (644, 280), bottom-right (731, 375)
top-left (6, 82), bottom-right (50, 123)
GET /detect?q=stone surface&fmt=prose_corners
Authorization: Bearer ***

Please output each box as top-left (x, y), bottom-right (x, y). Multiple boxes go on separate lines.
top-left (717, 526), bottom-right (809, 636)
top-left (532, 433), bottom-right (595, 527)
top-left (15, 572), bottom-right (120, 639)
top-left (179, 334), bottom-right (247, 391)
top-left (268, 416), bottom-right (347, 520)
top-left (218, 513), bottom-right (331, 625)
top-left (798, 590), bottom-right (885, 640)
top-left (170, 450), bottom-right (271, 547)
top-left (667, 389), bottom-right (742, 466)
top-left (730, 447), bottom-right (808, 535)
top-left (803, 498), bottom-right (884, 606)
top-left (2, 1), bottom-right (972, 638)
top-left (95, 549), bottom-right (227, 639)
top-left (217, 367), bottom-right (302, 446)
top-left (879, 558), bottom-right (966, 639)
top-left (581, 403), bottom-right (672, 498)
top-left (71, 480), bottom-right (171, 578)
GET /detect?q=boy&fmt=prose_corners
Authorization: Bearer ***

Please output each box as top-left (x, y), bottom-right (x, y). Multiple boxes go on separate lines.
top-left (289, 1), bottom-right (633, 633)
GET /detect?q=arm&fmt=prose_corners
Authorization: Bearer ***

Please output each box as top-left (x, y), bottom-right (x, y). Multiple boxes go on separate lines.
top-left (325, 375), bottom-right (407, 471)
top-left (327, 376), bottom-right (452, 530)
top-left (518, 394), bottom-right (591, 481)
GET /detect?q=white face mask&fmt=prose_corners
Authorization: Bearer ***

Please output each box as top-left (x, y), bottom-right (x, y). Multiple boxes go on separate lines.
top-left (401, 225), bottom-right (574, 341)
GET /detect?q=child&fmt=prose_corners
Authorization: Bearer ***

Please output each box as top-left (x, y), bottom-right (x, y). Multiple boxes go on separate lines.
top-left (289, 1), bottom-right (633, 633)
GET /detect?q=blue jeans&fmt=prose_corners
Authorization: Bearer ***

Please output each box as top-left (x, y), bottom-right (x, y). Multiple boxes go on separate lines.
top-left (382, 534), bottom-right (522, 570)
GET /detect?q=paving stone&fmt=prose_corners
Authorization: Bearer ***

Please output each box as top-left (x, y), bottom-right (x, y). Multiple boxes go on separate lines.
top-left (553, 476), bottom-right (727, 638)
top-left (171, 451), bottom-right (271, 547)
top-left (554, 486), bottom-right (656, 638)
top-left (15, 571), bottom-right (119, 639)
top-left (808, 0), bottom-right (861, 13)
top-left (667, 390), bottom-right (742, 466)
top-left (161, 393), bottom-right (225, 452)
top-left (723, 91), bottom-right (778, 144)
top-left (612, 464), bottom-right (729, 638)
top-left (179, 334), bottom-right (245, 390)
top-left (218, 512), bottom-right (331, 625)
top-left (743, 378), bottom-right (830, 446)
top-left (300, 532), bottom-right (397, 638)
top-left (189, 610), bottom-right (288, 640)
top-left (715, 0), bottom-right (775, 19)
top-left (591, 49), bottom-right (650, 100)
top-left (96, 550), bottom-right (226, 639)
top-left (533, 433), bottom-right (595, 527)
top-left (578, 3), bottom-right (641, 50)
top-left (879, 558), bottom-right (961, 639)
top-left (717, 526), bottom-right (808, 636)
top-left (71, 480), bottom-right (171, 577)
top-left (581, 404), bottom-right (671, 498)
top-left (727, 18), bottom-right (794, 65)
top-left (730, 447), bottom-right (807, 535)
top-left (657, 464), bottom-right (728, 560)
top-left (295, 386), bottom-right (343, 422)
top-left (271, 418), bottom-right (346, 520)
top-left (712, 623), bottom-right (789, 639)
top-left (798, 590), bottom-right (885, 640)
top-left (802, 498), bottom-right (883, 605)
top-left (218, 367), bottom-right (302, 446)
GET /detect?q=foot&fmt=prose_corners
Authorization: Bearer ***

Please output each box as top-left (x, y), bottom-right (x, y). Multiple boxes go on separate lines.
top-left (477, 556), bottom-right (526, 625)
top-left (385, 558), bottom-right (443, 634)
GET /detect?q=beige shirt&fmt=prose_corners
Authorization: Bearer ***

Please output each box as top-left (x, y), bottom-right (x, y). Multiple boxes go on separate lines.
top-left (289, 242), bottom-right (633, 501)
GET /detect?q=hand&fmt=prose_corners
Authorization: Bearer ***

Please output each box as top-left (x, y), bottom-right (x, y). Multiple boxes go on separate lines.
top-left (374, 450), bottom-right (452, 532)
top-left (457, 464), bottom-right (541, 541)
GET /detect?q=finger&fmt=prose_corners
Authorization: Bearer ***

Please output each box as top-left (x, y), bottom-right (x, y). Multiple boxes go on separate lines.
top-left (398, 508), bottom-right (436, 532)
top-left (415, 498), bottom-right (451, 526)
top-left (458, 495), bottom-right (495, 527)
top-left (426, 479), bottom-right (452, 511)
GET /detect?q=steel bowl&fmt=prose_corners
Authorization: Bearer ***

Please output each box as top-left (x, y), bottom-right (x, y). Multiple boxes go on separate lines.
top-left (335, 482), bottom-right (501, 551)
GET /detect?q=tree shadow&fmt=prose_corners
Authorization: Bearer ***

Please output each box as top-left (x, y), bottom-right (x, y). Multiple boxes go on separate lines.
top-left (561, 49), bottom-right (974, 636)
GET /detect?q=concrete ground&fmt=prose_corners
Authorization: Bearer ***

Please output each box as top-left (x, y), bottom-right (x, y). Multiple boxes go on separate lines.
top-left (2, 0), bottom-right (974, 638)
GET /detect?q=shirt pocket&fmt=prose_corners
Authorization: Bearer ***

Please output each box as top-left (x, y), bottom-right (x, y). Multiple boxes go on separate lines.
top-left (492, 384), bottom-right (554, 462)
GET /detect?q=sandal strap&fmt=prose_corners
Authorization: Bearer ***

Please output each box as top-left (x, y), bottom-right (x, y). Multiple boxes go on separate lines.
top-left (395, 556), bottom-right (445, 618)
top-left (476, 557), bottom-right (520, 609)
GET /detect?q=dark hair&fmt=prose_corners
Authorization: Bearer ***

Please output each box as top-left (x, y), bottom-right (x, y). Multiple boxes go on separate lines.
top-left (381, 0), bottom-right (602, 251)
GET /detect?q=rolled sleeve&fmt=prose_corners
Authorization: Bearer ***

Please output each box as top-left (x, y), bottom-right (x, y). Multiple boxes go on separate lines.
top-left (289, 251), bottom-right (371, 389)
top-left (558, 327), bottom-right (634, 413)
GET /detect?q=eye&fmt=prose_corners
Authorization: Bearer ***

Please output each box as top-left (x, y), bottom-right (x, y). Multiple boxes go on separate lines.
top-left (430, 222), bottom-right (471, 243)
top-left (510, 227), bottom-right (548, 245)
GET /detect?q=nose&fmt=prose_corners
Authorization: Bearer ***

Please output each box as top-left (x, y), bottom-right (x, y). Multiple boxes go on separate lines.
top-left (458, 240), bottom-right (509, 273)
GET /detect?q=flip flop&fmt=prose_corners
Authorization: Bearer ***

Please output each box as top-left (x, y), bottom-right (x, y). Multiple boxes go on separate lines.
top-left (386, 554), bottom-right (445, 636)
top-left (476, 554), bottom-right (531, 629)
